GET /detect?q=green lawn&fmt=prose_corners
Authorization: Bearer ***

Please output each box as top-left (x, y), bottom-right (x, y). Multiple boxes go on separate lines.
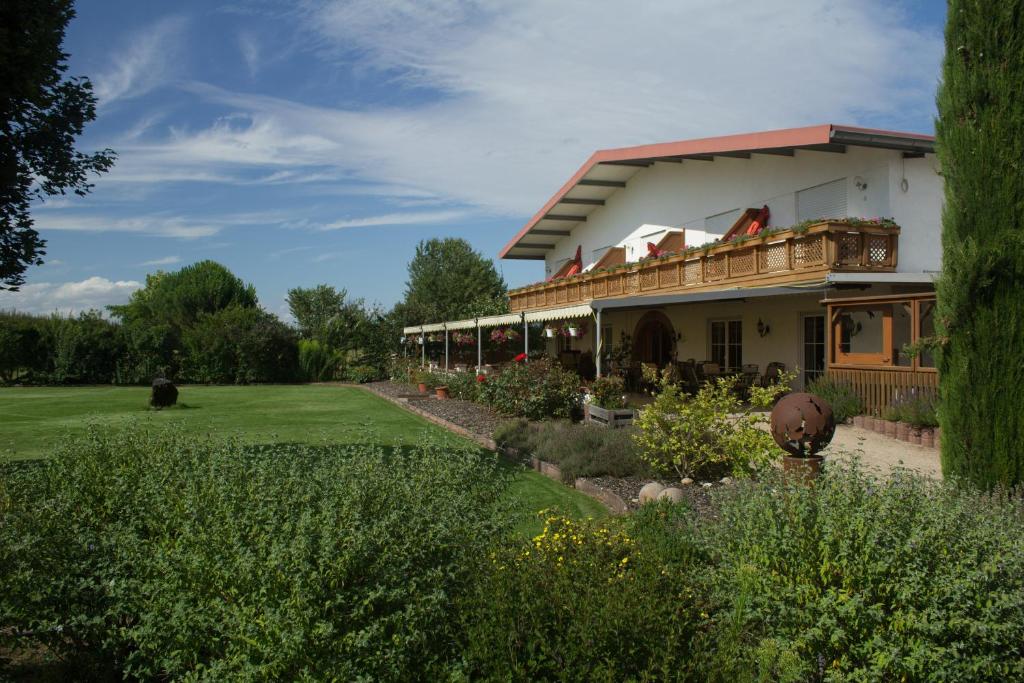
top-left (0, 385), bottom-right (606, 532)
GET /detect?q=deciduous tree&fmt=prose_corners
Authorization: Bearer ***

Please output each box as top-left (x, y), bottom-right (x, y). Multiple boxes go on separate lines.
top-left (1, 0), bottom-right (115, 290)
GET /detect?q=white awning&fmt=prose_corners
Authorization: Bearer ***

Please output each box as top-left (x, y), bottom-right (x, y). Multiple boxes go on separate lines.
top-left (402, 325), bottom-right (421, 335)
top-left (445, 318), bottom-right (477, 330)
top-left (476, 313), bottom-right (523, 327)
top-left (524, 304), bottom-right (594, 323)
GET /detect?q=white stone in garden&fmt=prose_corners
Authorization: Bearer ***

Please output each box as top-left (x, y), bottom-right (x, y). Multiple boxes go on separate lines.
top-left (638, 482), bottom-right (665, 504)
top-left (680, 477), bottom-right (694, 485)
top-left (658, 487), bottom-right (685, 503)
top-left (720, 477), bottom-right (732, 484)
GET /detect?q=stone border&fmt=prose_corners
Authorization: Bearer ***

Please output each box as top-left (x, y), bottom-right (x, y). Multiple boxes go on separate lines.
top-left (359, 384), bottom-right (630, 515)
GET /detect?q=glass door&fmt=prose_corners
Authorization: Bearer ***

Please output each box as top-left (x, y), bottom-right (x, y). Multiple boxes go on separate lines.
top-left (802, 314), bottom-right (825, 385)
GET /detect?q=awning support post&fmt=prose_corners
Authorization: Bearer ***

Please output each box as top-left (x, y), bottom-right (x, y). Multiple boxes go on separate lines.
top-left (523, 313), bottom-right (528, 361)
top-left (595, 308), bottom-right (602, 378)
top-left (421, 325), bottom-right (426, 367)
top-left (444, 327), bottom-right (449, 372)
top-left (477, 320), bottom-right (482, 371)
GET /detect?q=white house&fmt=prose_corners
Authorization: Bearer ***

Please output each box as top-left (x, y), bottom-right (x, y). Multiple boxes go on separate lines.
top-left (498, 124), bottom-right (941, 411)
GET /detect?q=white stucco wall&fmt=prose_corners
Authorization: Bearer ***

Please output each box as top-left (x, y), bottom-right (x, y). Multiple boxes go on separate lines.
top-left (544, 146), bottom-right (943, 276)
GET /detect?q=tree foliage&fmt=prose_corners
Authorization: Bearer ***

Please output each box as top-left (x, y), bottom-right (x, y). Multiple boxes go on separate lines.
top-left (397, 238), bottom-right (507, 325)
top-left (935, 0), bottom-right (1024, 487)
top-left (0, 0), bottom-right (115, 290)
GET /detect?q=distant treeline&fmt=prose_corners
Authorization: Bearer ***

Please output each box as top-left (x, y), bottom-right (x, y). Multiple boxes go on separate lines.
top-left (0, 262), bottom-right (401, 386)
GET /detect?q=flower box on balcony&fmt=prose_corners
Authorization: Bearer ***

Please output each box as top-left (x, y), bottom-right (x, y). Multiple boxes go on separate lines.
top-left (586, 404), bottom-right (636, 428)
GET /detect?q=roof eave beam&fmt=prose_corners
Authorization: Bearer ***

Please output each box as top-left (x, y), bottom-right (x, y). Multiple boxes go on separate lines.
top-left (577, 179), bottom-right (626, 187)
top-left (531, 229), bottom-right (572, 236)
top-left (516, 242), bottom-right (556, 250)
top-left (542, 214), bottom-right (586, 222)
top-left (559, 198), bottom-right (605, 206)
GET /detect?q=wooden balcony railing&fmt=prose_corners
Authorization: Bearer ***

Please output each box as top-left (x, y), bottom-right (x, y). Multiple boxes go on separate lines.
top-left (509, 221), bottom-right (899, 313)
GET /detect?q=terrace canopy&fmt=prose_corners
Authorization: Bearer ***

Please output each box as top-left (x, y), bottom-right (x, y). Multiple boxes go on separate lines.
top-left (402, 305), bottom-right (593, 370)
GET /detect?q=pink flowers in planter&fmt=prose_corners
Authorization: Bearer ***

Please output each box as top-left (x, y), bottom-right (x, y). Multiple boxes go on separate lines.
top-left (452, 332), bottom-right (475, 346)
top-left (490, 327), bottom-right (521, 344)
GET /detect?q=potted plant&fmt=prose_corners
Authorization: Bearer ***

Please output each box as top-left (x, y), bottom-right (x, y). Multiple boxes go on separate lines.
top-left (585, 375), bottom-right (634, 428)
top-left (414, 369), bottom-right (432, 394)
top-left (543, 325), bottom-right (557, 338)
top-left (436, 385), bottom-right (450, 399)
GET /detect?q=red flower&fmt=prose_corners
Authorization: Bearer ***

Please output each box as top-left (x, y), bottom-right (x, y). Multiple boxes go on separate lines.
top-left (513, 353), bottom-right (527, 363)
top-left (476, 374), bottom-right (487, 383)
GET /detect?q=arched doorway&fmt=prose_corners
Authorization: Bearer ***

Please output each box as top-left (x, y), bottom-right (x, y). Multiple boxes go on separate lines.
top-left (632, 311), bottom-right (676, 366)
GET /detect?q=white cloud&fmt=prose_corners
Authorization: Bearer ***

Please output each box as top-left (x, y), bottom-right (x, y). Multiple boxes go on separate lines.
top-left (94, 15), bottom-right (188, 106)
top-left (0, 277), bottom-right (141, 315)
top-left (320, 210), bottom-right (468, 230)
top-left (238, 31), bottom-right (261, 78)
top-left (101, 1), bottom-right (941, 216)
top-left (35, 211), bottom-right (295, 239)
top-left (138, 255), bottom-right (181, 267)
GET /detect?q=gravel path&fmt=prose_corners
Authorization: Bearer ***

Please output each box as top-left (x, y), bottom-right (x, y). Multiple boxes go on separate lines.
top-left (367, 382), bottom-right (507, 438)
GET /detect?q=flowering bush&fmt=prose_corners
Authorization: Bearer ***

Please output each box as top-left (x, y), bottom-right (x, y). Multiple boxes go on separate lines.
top-left (478, 358), bottom-right (581, 420)
top-left (457, 509), bottom-right (704, 679)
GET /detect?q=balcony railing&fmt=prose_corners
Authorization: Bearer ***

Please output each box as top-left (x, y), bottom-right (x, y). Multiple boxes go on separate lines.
top-left (509, 221), bottom-right (899, 313)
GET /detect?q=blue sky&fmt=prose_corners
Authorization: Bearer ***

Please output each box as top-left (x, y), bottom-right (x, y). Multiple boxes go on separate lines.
top-left (1, 0), bottom-right (946, 318)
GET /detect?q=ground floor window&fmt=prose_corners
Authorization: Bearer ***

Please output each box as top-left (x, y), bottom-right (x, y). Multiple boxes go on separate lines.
top-left (826, 294), bottom-right (936, 371)
top-left (710, 319), bottom-right (742, 371)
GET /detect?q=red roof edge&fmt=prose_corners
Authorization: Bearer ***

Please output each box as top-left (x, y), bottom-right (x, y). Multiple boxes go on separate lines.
top-left (499, 123), bottom-right (934, 259)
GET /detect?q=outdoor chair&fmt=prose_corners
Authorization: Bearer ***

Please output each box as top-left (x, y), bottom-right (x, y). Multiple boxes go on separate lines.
top-left (679, 361), bottom-right (700, 394)
top-left (760, 361), bottom-right (786, 387)
top-left (701, 362), bottom-right (722, 381)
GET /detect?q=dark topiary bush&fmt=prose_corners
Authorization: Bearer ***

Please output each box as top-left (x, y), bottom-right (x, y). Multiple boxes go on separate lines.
top-left (149, 378), bottom-right (178, 408)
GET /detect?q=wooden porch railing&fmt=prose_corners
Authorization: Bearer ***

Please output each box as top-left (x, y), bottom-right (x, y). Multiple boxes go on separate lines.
top-left (827, 367), bottom-right (938, 416)
top-left (509, 221), bottom-right (899, 313)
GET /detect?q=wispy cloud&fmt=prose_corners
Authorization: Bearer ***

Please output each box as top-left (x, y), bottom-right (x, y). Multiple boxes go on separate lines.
top-left (101, 0), bottom-right (940, 217)
top-left (93, 15), bottom-right (188, 106)
top-left (36, 211), bottom-right (294, 239)
top-left (238, 31), bottom-right (261, 78)
top-left (138, 255), bottom-right (181, 267)
top-left (0, 277), bottom-right (141, 315)
top-left (319, 210), bottom-right (467, 230)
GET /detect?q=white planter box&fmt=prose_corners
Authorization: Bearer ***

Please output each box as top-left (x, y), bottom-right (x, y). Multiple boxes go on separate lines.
top-left (586, 404), bottom-right (635, 428)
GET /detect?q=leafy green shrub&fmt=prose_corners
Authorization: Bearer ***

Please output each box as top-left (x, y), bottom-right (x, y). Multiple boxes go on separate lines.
top-left (806, 375), bottom-right (864, 423)
top-left (0, 426), bottom-right (508, 680)
top-left (386, 355), bottom-right (418, 383)
top-left (341, 364), bottom-right (384, 383)
top-left (457, 509), bottom-right (705, 680)
top-left (700, 463), bottom-right (1024, 682)
top-left (589, 374), bottom-right (627, 409)
top-left (633, 374), bottom-right (788, 480)
top-left (442, 370), bottom-right (481, 401)
top-left (478, 358), bottom-right (581, 420)
top-left (493, 418), bottom-right (538, 453)
top-left (297, 338), bottom-right (343, 381)
top-left (180, 306), bottom-right (299, 384)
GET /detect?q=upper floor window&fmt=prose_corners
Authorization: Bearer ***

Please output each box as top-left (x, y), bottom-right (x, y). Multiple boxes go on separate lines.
top-left (796, 178), bottom-right (847, 222)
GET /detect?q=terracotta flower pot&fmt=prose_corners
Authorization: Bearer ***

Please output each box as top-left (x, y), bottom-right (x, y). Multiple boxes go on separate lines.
top-left (436, 385), bottom-right (450, 400)
top-left (418, 383), bottom-right (428, 394)
top-left (782, 456), bottom-right (824, 483)
top-left (896, 421), bottom-right (909, 441)
top-left (853, 415), bottom-right (864, 428)
top-left (920, 428), bottom-right (934, 448)
top-left (884, 420), bottom-right (897, 438)
top-left (934, 427), bottom-right (941, 450)
top-left (872, 417), bottom-right (884, 433)
top-left (909, 428), bottom-right (922, 445)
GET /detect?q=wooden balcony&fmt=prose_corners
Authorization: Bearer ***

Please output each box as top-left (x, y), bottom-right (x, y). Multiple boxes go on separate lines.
top-left (509, 221), bottom-right (899, 313)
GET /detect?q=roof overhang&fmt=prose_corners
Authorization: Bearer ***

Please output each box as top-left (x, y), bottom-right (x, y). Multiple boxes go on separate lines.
top-left (500, 124), bottom-right (936, 260)
top-left (590, 282), bottom-right (830, 311)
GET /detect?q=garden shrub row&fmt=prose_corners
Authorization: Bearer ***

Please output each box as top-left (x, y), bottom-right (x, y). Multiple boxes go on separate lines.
top-left (494, 418), bottom-right (655, 482)
top-left (4, 429), bottom-right (1023, 681)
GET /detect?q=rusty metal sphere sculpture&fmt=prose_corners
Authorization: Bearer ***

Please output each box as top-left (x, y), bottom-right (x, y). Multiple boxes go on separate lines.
top-left (770, 392), bottom-right (835, 457)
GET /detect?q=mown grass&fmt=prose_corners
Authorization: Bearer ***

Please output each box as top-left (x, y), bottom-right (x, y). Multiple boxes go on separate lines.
top-left (0, 385), bottom-right (606, 534)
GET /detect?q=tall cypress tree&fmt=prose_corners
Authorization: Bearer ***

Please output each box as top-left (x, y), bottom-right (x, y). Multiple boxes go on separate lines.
top-left (935, 1), bottom-right (1024, 487)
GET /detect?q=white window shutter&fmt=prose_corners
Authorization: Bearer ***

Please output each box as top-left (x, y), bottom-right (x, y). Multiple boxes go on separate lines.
top-left (797, 178), bottom-right (847, 222)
